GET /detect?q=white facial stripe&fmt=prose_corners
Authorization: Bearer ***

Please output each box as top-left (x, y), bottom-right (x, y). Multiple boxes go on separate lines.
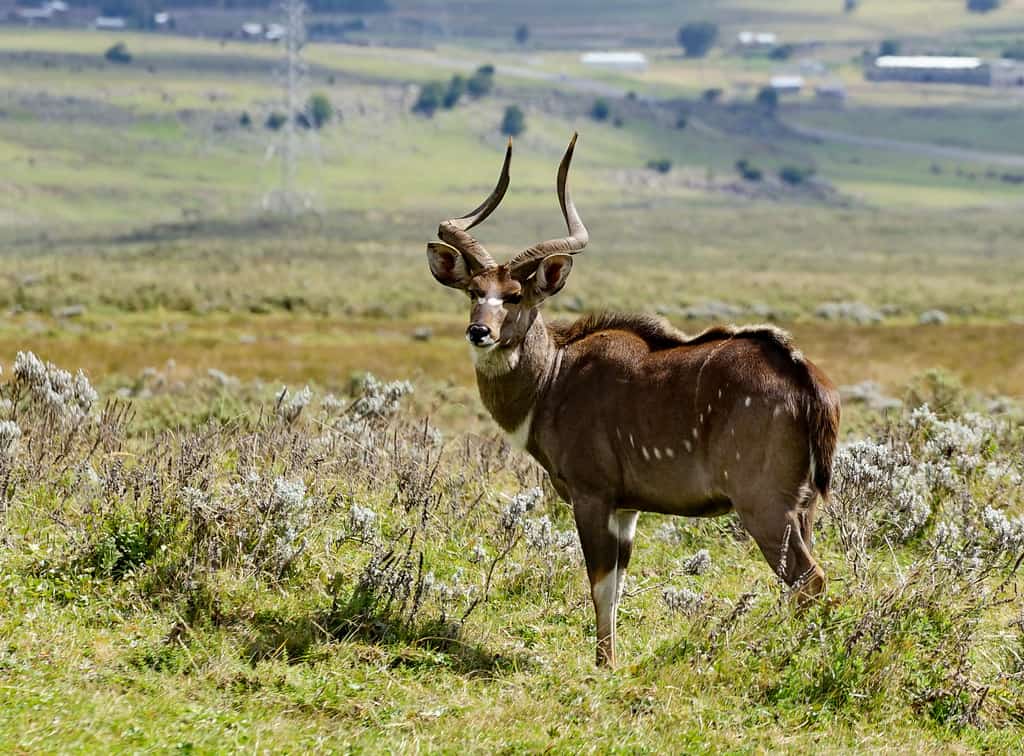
top-left (477, 297), bottom-right (503, 306)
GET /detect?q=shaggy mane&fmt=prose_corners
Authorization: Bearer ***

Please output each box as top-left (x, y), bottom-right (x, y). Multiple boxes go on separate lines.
top-left (548, 313), bottom-right (804, 362)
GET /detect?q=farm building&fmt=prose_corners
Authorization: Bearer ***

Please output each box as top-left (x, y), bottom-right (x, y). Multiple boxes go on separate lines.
top-left (579, 52), bottom-right (648, 72)
top-left (769, 75), bottom-right (805, 94)
top-left (737, 31), bottom-right (777, 49)
top-left (93, 16), bottom-right (127, 30)
top-left (867, 56), bottom-right (990, 85)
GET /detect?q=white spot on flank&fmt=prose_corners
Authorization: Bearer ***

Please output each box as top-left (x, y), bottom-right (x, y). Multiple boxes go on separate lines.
top-left (616, 427), bottom-right (623, 441)
top-left (735, 451), bottom-right (741, 461)
top-left (684, 440), bottom-right (693, 453)
top-left (699, 413), bottom-right (704, 424)
top-left (773, 404), bottom-right (784, 418)
top-left (641, 446), bottom-right (650, 461)
top-left (707, 403), bottom-right (712, 413)
top-left (653, 448), bottom-right (662, 460)
top-left (691, 427), bottom-right (698, 439)
top-left (718, 389), bottom-right (723, 399)
top-left (724, 470), bottom-right (729, 480)
top-left (745, 396), bottom-right (752, 407)
top-left (629, 434), bottom-right (635, 448)
top-left (666, 447), bottom-right (676, 458)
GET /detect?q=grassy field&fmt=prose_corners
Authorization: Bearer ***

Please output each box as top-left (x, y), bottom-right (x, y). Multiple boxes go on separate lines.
top-left (1, 11), bottom-right (1024, 751)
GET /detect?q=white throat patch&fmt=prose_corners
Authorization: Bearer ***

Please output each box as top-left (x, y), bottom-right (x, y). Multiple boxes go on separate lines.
top-left (469, 343), bottom-right (521, 376)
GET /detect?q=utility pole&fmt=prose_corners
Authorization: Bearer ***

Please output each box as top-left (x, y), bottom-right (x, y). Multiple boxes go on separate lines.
top-left (264, 0), bottom-right (312, 217)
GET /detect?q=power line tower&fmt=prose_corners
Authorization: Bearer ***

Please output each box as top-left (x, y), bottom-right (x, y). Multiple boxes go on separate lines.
top-left (263, 0), bottom-right (316, 217)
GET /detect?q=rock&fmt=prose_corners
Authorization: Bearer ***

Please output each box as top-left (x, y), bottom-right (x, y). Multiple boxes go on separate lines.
top-left (814, 301), bottom-right (883, 325)
top-left (412, 327), bottom-right (433, 342)
top-left (52, 304), bottom-right (85, 319)
top-left (839, 380), bottom-right (902, 411)
top-left (918, 309), bottom-right (948, 326)
top-left (681, 300), bottom-right (743, 320)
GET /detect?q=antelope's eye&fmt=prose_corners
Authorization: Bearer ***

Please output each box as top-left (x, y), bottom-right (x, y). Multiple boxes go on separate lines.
top-left (504, 294), bottom-right (522, 305)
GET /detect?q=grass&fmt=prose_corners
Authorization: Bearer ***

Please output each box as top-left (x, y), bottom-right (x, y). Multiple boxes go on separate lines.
top-left (2, 16), bottom-right (1024, 750)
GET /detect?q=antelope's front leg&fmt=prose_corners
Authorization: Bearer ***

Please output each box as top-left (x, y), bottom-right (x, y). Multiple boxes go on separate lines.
top-left (573, 495), bottom-right (626, 667)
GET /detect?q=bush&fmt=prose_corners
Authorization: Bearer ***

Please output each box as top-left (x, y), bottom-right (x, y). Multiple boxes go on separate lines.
top-left (265, 111), bottom-right (287, 130)
top-left (755, 86), bottom-right (778, 110)
top-left (880, 39), bottom-right (901, 56)
top-left (442, 75), bottom-right (465, 109)
top-left (675, 115), bottom-right (688, 129)
top-left (307, 93), bottom-right (333, 128)
top-left (412, 81), bottom-right (445, 116)
top-left (466, 65), bottom-right (495, 97)
top-left (1003, 41), bottom-right (1024, 60)
top-left (702, 87), bottom-right (722, 103)
top-left (646, 159), bottom-right (672, 174)
top-left (239, 111), bottom-right (252, 128)
top-left (677, 21), bottom-right (719, 58)
top-left (500, 105), bottom-right (526, 137)
top-left (736, 159), bottom-right (763, 181)
top-left (590, 98), bottom-right (611, 121)
top-left (779, 164), bottom-right (816, 185)
top-left (769, 44), bottom-right (795, 61)
top-left (844, 0), bottom-right (859, 11)
top-left (967, 0), bottom-right (999, 12)
top-left (515, 24), bottom-right (529, 45)
top-left (104, 42), bottom-right (132, 65)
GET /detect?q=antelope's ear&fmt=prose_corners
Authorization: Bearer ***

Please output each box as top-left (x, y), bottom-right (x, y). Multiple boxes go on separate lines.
top-left (531, 254), bottom-right (574, 300)
top-left (427, 242), bottom-right (472, 289)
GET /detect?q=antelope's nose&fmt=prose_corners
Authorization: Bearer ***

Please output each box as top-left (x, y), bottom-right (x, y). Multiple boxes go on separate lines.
top-left (466, 323), bottom-right (492, 345)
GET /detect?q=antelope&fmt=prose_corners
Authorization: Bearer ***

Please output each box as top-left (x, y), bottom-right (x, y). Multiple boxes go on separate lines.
top-left (426, 134), bottom-right (841, 667)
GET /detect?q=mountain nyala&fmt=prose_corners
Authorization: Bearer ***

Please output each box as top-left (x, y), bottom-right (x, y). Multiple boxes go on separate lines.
top-left (426, 134), bottom-right (841, 667)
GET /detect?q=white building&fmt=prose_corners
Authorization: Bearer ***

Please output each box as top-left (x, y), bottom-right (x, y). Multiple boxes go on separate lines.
top-left (94, 16), bottom-right (127, 30)
top-left (738, 31), bottom-right (778, 48)
top-left (867, 56), bottom-right (989, 85)
top-left (579, 52), bottom-right (648, 72)
top-left (769, 75), bottom-right (805, 94)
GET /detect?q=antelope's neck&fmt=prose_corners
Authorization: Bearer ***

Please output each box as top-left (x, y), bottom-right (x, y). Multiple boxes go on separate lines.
top-left (473, 312), bottom-right (558, 442)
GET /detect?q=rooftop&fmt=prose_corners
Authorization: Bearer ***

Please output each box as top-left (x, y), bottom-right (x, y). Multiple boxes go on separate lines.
top-left (875, 56), bottom-right (984, 70)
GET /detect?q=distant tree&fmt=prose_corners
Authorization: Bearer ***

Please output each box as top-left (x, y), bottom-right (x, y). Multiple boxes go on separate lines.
top-left (265, 111), bottom-right (287, 130)
top-left (779, 164), bottom-right (816, 185)
top-left (515, 24), bottom-right (529, 45)
top-left (412, 81), bottom-right (445, 116)
top-left (442, 75), bottom-right (465, 109)
top-left (879, 39), bottom-right (901, 56)
top-left (843, 0), bottom-right (859, 11)
top-left (770, 44), bottom-right (795, 60)
top-left (1003, 41), bottom-right (1024, 60)
top-left (307, 93), bottom-right (333, 128)
top-left (646, 159), bottom-right (672, 174)
top-left (104, 42), bottom-right (132, 64)
top-left (466, 65), bottom-right (495, 98)
top-left (736, 159), bottom-right (763, 181)
top-left (967, 0), bottom-right (1000, 12)
top-left (755, 86), bottom-right (778, 110)
top-left (677, 22), bottom-right (719, 58)
top-left (590, 98), bottom-right (611, 121)
top-left (675, 115), bottom-right (688, 129)
top-left (239, 111), bottom-right (253, 128)
top-left (500, 105), bottom-right (526, 136)
top-left (701, 87), bottom-right (722, 103)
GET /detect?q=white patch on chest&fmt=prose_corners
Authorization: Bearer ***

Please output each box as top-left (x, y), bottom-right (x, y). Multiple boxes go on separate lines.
top-left (505, 408), bottom-right (534, 450)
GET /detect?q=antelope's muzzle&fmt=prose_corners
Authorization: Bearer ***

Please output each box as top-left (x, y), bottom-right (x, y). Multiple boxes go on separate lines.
top-left (466, 323), bottom-right (495, 347)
